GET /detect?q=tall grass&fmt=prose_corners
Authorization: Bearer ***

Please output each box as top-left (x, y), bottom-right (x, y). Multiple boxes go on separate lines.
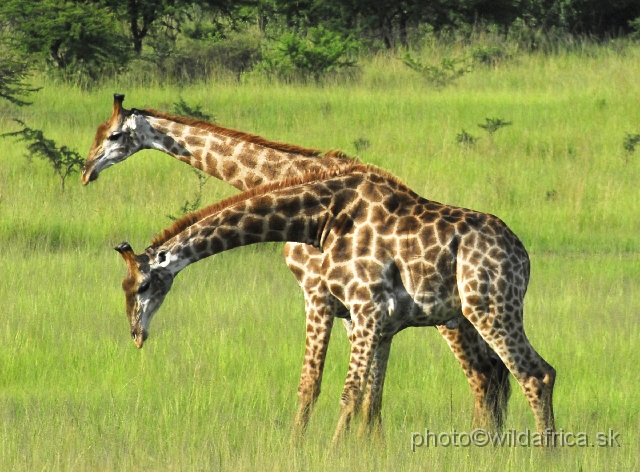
top-left (1, 43), bottom-right (639, 470)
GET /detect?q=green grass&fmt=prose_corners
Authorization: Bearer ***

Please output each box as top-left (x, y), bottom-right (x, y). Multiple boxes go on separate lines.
top-left (1, 44), bottom-right (640, 470)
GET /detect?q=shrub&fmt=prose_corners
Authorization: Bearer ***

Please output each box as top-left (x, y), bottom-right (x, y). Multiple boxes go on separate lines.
top-left (402, 52), bottom-right (472, 87)
top-left (471, 45), bottom-right (508, 66)
top-left (623, 133), bottom-right (640, 154)
top-left (161, 32), bottom-right (263, 83)
top-left (478, 117), bottom-right (512, 138)
top-left (0, 53), bottom-right (40, 106)
top-left (456, 130), bottom-right (478, 146)
top-left (259, 27), bottom-right (358, 82)
top-left (1, 120), bottom-right (84, 191)
top-left (0, 0), bottom-right (130, 80)
top-left (167, 170), bottom-right (210, 221)
top-left (353, 137), bottom-right (371, 152)
top-left (173, 97), bottom-right (214, 122)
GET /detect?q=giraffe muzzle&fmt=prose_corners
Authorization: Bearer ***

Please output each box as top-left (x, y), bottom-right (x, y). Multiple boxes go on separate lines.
top-left (81, 166), bottom-right (99, 185)
top-left (132, 329), bottom-right (148, 348)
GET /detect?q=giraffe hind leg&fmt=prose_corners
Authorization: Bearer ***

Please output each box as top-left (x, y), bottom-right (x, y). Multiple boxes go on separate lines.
top-left (358, 335), bottom-right (393, 438)
top-left (485, 347), bottom-right (512, 431)
top-left (437, 320), bottom-right (511, 432)
top-left (461, 303), bottom-right (556, 434)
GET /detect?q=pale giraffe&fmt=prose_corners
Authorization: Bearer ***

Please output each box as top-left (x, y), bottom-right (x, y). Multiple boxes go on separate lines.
top-left (114, 163), bottom-right (555, 441)
top-left (84, 94), bottom-right (511, 432)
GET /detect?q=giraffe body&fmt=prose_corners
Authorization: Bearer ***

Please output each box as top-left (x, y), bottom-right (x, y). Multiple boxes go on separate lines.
top-left (116, 164), bottom-right (555, 440)
top-left (84, 95), bottom-right (510, 432)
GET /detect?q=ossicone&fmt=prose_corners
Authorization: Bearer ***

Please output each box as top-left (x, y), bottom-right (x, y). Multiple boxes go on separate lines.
top-left (114, 242), bottom-right (133, 254)
top-left (113, 93), bottom-right (125, 107)
top-left (113, 93), bottom-right (128, 121)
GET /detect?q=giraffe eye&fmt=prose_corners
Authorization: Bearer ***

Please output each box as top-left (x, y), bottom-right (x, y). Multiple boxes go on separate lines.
top-left (108, 131), bottom-right (122, 141)
top-left (138, 280), bottom-right (150, 293)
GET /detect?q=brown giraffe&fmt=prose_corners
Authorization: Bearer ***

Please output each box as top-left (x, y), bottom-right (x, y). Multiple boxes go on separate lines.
top-left (84, 94), bottom-right (511, 432)
top-left (114, 163), bottom-right (556, 441)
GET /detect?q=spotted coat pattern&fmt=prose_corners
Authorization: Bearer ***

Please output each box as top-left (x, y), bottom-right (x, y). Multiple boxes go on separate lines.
top-left (86, 94), bottom-right (515, 433)
top-left (116, 164), bottom-right (556, 441)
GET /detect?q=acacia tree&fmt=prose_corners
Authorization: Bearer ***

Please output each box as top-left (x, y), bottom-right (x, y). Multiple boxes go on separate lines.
top-left (0, 54), bottom-right (39, 106)
top-left (2, 120), bottom-right (85, 192)
top-left (0, 50), bottom-right (85, 192)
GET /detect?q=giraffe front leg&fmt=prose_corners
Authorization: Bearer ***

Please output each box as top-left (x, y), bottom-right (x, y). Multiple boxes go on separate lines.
top-left (332, 303), bottom-right (381, 444)
top-left (293, 291), bottom-right (340, 436)
top-left (285, 244), bottom-right (344, 437)
top-left (437, 319), bottom-right (511, 432)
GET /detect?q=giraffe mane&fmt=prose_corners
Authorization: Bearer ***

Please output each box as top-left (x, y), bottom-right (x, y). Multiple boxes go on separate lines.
top-left (141, 109), bottom-right (355, 160)
top-left (150, 162), bottom-right (405, 248)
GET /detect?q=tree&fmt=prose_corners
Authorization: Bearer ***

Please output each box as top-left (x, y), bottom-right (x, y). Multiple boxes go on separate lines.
top-left (100, 0), bottom-right (174, 54)
top-left (0, 54), bottom-right (40, 106)
top-left (2, 120), bottom-right (85, 191)
top-left (261, 26), bottom-right (357, 82)
top-left (260, 0), bottom-right (469, 49)
top-left (100, 0), bottom-right (255, 55)
top-left (0, 0), bottom-right (129, 76)
top-left (518, 0), bottom-right (640, 35)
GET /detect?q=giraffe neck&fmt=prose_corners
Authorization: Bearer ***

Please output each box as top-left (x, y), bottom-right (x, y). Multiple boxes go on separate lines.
top-left (138, 113), bottom-right (348, 191)
top-left (151, 179), bottom-right (344, 276)
top-left (155, 209), bottom-right (329, 278)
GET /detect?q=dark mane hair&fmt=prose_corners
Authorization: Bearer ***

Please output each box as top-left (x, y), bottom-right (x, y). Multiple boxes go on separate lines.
top-left (141, 109), bottom-right (354, 160)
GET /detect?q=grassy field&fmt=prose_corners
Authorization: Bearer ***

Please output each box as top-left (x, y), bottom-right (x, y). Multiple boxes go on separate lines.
top-left (1, 44), bottom-right (639, 470)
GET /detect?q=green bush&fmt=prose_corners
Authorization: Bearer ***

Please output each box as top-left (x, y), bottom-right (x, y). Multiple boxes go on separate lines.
top-left (402, 52), bottom-right (472, 87)
top-left (161, 32), bottom-right (263, 83)
top-left (630, 17), bottom-right (640, 39)
top-left (0, 0), bottom-right (130, 80)
top-left (259, 27), bottom-right (358, 82)
top-left (471, 45), bottom-right (508, 66)
top-left (1, 120), bottom-right (84, 191)
top-left (173, 97), bottom-right (214, 122)
top-left (0, 53), bottom-right (40, 106)
top-left (623, 132), bottom-right (640, 154)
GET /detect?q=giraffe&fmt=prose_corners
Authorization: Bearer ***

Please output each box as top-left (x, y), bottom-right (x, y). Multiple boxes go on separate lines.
top-left (114, 163), bottom-right (556, 441)
top-left (84, 94), bottom-right (511, 432)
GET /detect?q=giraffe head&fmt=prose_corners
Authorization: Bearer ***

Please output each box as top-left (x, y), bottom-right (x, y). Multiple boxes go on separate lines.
top-left (114, 242), bottom-right (175, 348)
top-left (82, 94), bottom-right (149, 185)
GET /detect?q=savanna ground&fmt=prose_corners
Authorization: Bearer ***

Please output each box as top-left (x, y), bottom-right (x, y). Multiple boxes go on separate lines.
top-left (1, 44), bottom-right (639, 471)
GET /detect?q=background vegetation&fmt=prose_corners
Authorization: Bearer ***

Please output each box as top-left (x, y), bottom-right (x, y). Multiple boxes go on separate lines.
top-left (2, 0), bottom-right (640, 83)
top-left (1, 4), bottom-right (640, 470)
